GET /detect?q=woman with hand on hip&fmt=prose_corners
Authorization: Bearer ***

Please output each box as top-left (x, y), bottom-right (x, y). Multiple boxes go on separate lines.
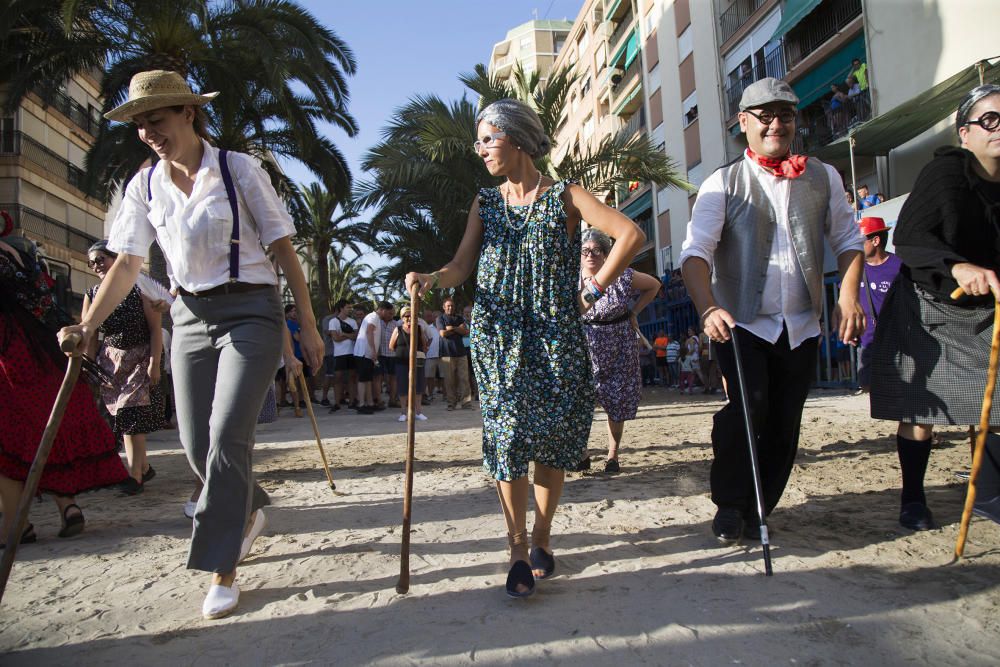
top-left (406, 99), bottom-right (645, 598)
top-left (578, 228), bottom-right (661, 473)
top-left (58, 70), bottom-right (323, 620)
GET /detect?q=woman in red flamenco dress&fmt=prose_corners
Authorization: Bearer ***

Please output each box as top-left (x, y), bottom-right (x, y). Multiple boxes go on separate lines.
top-left (0, 227), bottom-right (128, 546)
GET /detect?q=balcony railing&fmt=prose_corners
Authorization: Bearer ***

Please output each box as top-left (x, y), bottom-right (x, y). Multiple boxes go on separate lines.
top-left (33, 87), bottom-right (100, 136)
top-left (609, 13), bottom-right (634, 55)
top-left (784, 0), bottom-right (862, 69)
top-left (723, 47), bottom-right (787, 118)
top-left (0, 203), bottom-right (99, 255)
top-left (0, 130), bottom-right (89, 195)
top-left (791, 90), bottom-right (872, 154)
top-left (719, 0), bottom-right (768, 45)
top-left (622, 105), bottom-right (646, 137)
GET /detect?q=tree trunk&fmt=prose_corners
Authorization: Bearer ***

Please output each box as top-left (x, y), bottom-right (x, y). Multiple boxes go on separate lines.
top-left (315, 239), bottom-right (331, 320)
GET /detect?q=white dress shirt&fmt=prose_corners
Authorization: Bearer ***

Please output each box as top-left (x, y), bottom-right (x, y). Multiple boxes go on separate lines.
top-left (109, 140), bottom-right (296, 292)
top-left (679, 152), bottom-right (863, 349)
top-left (353, 312), bottom-right (382, 359)
top-left (422, 320), bottom-right (441, 359)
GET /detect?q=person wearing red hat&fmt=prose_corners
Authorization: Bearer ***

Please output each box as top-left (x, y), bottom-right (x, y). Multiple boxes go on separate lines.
top-left (856, 217), bottom-right (901, 391)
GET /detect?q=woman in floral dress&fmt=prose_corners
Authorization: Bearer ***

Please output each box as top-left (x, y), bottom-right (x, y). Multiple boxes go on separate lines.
top-left (406, 99), bottom-right (646, 598)
top-left (579, 229), bottom-right (661, 474)
top-left (84, 241), bottom-right (163, 494)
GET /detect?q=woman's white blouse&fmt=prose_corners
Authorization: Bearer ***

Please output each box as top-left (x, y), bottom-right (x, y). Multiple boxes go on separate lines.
top-left (109, 140), bottom-right (296, 292)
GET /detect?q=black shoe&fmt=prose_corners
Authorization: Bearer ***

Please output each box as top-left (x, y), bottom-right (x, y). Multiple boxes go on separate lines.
top-left (320, 399), bottom-right (330, 406)
top-left (141, 465), bottom-right (156, 483)
top-left (529, 547), bottom-right (555, 579)
top-left (899, 502), bottom-right (934, 531)
top-left (58, 504), bottom-right (85, 538)
top-left (711, 507), bottom-right (744, 544)
top-left (505, 560), bottom-right (535, 598)
top-left (328, 404), bottom-right (340, 413)
top-left (372, 404), bottom-right (386, 412)
top-left (574, 456), bottom-right (591, 472)
top-left (604, 458), bottom-right (620, 474)
top-left (973, 496), bottom-right (1000, 525)
top-left (356, 406), bottom-right (374, 415)
top-left (119, 477), bottom-right (144, 496)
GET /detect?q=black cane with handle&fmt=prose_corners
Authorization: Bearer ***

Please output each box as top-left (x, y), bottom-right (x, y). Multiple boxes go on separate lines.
top-left (729, 327), bottom-right (774, 576)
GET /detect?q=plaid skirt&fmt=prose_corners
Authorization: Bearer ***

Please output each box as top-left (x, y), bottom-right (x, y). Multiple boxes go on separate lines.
top-left (871, 275), bottom-right (999, 426)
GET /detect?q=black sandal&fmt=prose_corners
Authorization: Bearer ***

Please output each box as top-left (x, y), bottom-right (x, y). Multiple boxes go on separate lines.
top-left (505, 531), bottom-right (535, 598)
top-left (574, 456), bottom-right (591, 472)
top-left (58, 504), bottom-right (85, 538)
top-left (530, 524), bottom-right (556, 579)
top-left (119, 477), bottom-right (144, 496)
top-left (142, 465), bottom-right (156, 483)
top-left (1, 523), bottom-right (37, 549)
top-left (604, 458), bottom-right (620, 474)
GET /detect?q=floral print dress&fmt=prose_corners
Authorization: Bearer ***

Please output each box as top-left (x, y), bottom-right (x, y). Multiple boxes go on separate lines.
top-left (582, 268), bottom-right (641, 422)
top-left (471, 180), bottom-right (594, 481)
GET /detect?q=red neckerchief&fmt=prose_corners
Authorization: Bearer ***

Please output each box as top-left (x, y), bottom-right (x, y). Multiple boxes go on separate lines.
top-left (746, 148), bottom-right (808, 179)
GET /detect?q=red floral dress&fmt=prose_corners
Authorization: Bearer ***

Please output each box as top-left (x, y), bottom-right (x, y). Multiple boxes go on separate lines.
top-left (0, 246), bottom-right (128, 495)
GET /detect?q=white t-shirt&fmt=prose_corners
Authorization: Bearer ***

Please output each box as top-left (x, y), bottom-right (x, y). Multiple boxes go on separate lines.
top-left (353, 312), bottom-right (382, 359)
top-left (421, 320), bottom-right (440, 358)
top-left (329, 316), bottom-right (357, 357)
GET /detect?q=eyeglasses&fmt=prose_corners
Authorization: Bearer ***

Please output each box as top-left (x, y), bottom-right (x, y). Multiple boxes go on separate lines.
top-left (965, 111), bottom-right (1000, 132)
top-left (87, 255), bottom-right (109, 268)
top-left (581, 248), bottom-right (604, 258)
top-left (473, 131), bottom-right (507, 153)
top-left (744, 108), bottom-right (797, 125)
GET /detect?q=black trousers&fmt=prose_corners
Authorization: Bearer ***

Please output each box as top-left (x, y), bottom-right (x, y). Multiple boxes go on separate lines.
top-left (710, 326), bottom-right (817, 516)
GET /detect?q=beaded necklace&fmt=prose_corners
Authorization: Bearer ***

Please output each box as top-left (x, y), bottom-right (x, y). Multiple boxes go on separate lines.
top-left (501, 171), bottom-right (544, 231)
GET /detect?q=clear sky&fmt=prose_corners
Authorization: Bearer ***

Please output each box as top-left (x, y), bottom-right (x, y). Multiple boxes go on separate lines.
top-left (281, 1), bottom-right (582, 191)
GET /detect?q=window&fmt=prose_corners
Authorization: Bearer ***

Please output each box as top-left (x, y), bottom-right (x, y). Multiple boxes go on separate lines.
top-left (596, 42), bottom-right (607, 68)
top-left (647, 63), bottom-right (661, 92)
top-left (0, 117), bottom-right (14, 153)
top-left (657, 185), bottom-right (670, 213)
top-left (571, 94), bottom-right (579, 114)
top-left (519, 35), bottom-right (532, 51)
top-left (682, 91), bottom-right (698, 127)
top-left (583, 114), bottom-right (595, 140)
top-left (578, 29), bottom-right (590, 54)
top-left (677, 25), bottom-right (693, 62)
top-left (569, 47), bottom-right (578, 65)
top-left (523, 60), bottom-right (535, 74)
top-left (554, 36), bottom-right (567, 54)
top-left (645, 4), bottom-right (662, 37)
top-left (581, 77), bottom-right (592, 97)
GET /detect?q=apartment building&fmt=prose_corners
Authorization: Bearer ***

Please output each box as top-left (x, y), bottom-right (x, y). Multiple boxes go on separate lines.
top-left (0, 72), bottom-right (106, 313)
top-left (651, 0), bottom-right (999, 270)
top-left (488, 19), bottom-right (574, 83)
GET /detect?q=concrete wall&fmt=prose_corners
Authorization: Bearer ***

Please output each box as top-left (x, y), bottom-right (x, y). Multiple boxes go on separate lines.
top-left (865, 0), bottom-right (1000, 196)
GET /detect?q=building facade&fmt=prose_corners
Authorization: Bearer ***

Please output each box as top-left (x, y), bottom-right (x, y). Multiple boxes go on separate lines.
top-left (488, 19), bottom-right (574, 83)
top-left (1, 72), bottom-right (106, 313)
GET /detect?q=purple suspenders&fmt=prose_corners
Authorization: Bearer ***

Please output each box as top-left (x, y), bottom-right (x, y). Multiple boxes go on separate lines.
top-left (145, 149), bottom-right (241, 282)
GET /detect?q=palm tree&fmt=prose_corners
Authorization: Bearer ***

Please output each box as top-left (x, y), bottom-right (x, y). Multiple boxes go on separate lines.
top-left (293, 183), bottom-right (365, 318)
top-left (358, 62), bottom-right (688, 298)
top-left (3, 0), bottom-right (358, 201)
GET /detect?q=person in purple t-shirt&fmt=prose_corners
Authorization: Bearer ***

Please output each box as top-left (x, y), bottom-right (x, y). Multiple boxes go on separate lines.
top-left (857, 216), bottom-right (902, 390)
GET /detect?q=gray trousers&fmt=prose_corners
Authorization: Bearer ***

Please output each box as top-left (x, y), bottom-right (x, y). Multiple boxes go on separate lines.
top-left (171, 288), bottom-right (283, 573)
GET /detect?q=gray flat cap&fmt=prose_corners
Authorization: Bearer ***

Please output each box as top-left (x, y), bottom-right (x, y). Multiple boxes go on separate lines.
top-left (739, 77), bottom-right (799, 110)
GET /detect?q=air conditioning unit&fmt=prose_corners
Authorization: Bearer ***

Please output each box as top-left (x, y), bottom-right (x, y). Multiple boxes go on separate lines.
top-left (610, 67), bottom-right (625, 85)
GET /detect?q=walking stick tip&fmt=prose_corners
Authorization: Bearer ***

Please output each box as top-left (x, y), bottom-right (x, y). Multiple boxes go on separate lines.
top-left (395, 582), bottom-right (409, 594)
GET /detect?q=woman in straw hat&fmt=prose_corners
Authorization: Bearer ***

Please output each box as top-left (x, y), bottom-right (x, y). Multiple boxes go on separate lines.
top-left (59, 70), bottom-right (323, 620)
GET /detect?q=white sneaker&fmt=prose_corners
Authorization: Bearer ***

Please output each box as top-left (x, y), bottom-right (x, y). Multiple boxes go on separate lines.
top-left (238, 509), bottom-right (267, 562)
top-left (202, 582), bottom-right (239, 620)
top-left (415, 413), bottom-right (428, 421)
top-left (183, 500), bottom-right (197, 520)
top-left (397, 413), bottom-right (407, 422)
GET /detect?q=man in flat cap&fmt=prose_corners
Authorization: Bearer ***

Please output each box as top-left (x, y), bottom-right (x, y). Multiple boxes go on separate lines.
top-left (680, 77), bottom-right (866, 543)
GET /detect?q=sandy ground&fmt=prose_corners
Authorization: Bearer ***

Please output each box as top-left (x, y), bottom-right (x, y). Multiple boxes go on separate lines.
top-left (2, 388), bottom-right (999, 666)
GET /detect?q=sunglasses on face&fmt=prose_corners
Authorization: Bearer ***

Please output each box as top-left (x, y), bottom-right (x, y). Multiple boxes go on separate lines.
top-left (744, 108), bottom-right (797, 125)
top-left (88, 255), bottom-right (110, 268)
top-left (965, 111), bottom-right (1000, 132)
top-left (581, 248), bottom-right (604, 258)
top-left (473, 131), bottom-right (507, 153)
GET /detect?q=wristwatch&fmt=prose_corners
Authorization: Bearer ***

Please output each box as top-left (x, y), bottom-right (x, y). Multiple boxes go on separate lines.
top-left (582, 288), bottom-right (600, 305)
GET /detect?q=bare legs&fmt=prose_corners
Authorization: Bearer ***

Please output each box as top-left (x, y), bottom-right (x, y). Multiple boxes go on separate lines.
top-left (898, 423), bottom-right (933, 441)
top-left (123, 433), bottom-right (148, 483)
top-left (606, 418), bottom-right (624, 461)
top-left (495, 463), bottom-right (566, 590)
top-left (0, 473), bottom-right (81, 541)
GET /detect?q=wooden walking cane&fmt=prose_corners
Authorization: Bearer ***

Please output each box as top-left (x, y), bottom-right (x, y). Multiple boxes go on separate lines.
top-left (396, 284), bottom-right (420, 594)
top-left (950, 286), bottom-right (1000, 559)
top-left (0, 333), bottom-right (82, 605)
top-left (295, 371), bottom-right (337, 492)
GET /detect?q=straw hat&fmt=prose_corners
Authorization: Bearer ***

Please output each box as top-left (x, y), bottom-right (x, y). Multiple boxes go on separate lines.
top-left (105, 70), bottom-right (218, 122)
